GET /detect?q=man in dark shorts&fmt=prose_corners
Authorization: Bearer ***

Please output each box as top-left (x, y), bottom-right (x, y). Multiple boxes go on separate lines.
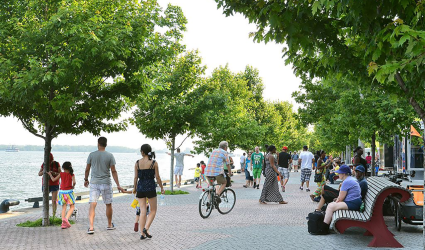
top-left (38, 153), bottom-right (61, 217)
top-left (278, 146), bottom-right (292, 192)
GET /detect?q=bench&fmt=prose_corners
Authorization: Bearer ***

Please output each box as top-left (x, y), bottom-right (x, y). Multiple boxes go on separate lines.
top-left (330, 176), bottom-right (411, 248)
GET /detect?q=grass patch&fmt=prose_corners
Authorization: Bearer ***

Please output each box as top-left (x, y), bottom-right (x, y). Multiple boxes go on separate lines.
top-left (156, 190), bottom-right (189, 195)
top-left (17, 217), bottom-right (75, 227)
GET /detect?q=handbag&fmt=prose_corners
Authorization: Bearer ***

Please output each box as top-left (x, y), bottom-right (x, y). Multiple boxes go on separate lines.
top-left (314, 170), bottom-right (323, 183)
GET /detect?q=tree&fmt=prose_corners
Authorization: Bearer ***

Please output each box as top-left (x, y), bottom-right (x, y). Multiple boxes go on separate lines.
top-left (0, 0), bottom-right (186, 225)
top-left (133, 50), bottom-right (205, 191)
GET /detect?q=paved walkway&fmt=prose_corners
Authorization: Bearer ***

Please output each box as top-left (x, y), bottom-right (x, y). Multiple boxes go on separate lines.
top-left (0, 173), bottom-right (422, 249)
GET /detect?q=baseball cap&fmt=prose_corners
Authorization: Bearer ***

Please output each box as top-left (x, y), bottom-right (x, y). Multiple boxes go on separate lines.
top-left (335, 165), bottom-right (351, 174)
top-left (282, 146), bottom-right (288, 150)
top-left (355, 165), bottom-right (365, 173)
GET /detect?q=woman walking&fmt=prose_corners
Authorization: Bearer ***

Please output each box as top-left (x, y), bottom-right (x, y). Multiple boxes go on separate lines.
top-left (311, 150), bottom-right (332, 201)
top-left (133, 144), bottom-right (165, 240)
top-left (259, 145), bottom-right (288, 205)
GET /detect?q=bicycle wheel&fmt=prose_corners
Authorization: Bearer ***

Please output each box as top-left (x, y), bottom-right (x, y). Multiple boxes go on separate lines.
top-left (199, 191), bottom-right (213, 219)
top-left (217, 188), bottom-right (236, 215)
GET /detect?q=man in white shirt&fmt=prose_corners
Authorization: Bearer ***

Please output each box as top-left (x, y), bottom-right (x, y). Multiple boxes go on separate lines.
top-left (240, 153), bottom-right (246, 172)
top-left (167, 148), bottom-right (194, 188)
top-left (298, 145), bottom-right (315, 192)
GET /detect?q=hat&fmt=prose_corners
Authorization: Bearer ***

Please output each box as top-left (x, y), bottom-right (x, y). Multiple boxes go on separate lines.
top-left (282, 146), bottom-right (288, 150)
top-left (335, 165), bottom-right (351, 174)
top-left (355, 165), bottom-right (365, 173)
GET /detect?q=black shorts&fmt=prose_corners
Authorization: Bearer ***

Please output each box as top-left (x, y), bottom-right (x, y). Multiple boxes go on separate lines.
top-left (322, 185), bottom-right (339, 203)
top-left (42, 185), bottom-right (59, 193)
top-left (136, 191), bottom-right (157, 199)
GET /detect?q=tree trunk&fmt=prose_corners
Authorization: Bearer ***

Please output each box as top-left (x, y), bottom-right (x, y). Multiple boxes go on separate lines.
top-left (42, 125), bottom-right (52, 226)
top-left (371, 133), bottom-right (376, 176)
top-left (170, 136), bottom-right (175, 192)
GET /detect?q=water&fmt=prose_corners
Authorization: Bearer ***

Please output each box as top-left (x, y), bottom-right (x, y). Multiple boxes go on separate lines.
top-left (0, 151), bottom-right (206, 210)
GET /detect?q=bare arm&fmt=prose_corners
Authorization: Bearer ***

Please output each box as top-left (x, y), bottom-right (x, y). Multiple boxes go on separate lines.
top-left (48, 171), bottom-right (60, 182)
top-left (166, 152), bottom-right (171, 156)
top-left (84, 164), bottom-right (91, 187)
top-left (336, 190), bottom-right (347, 202)
top-left (110, 165), bottom-right (122, 192)
top-left (72, 175), bottom-right (76, 189)
top-left (154, 162), bottom-right (164, 194)
top-left (38, 167), bottom-right (43, 176)
top-left (133, 162), bottom-right (138, 194)
top-left (185, 153), bottom-right (195, 158)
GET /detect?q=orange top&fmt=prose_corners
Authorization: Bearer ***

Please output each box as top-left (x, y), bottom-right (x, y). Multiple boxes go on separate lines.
top-left (408, 185), bottom-right (424, 206)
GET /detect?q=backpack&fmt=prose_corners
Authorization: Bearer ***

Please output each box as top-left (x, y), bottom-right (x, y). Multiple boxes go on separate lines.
top-left (307, 210), bottom-right (329, 235)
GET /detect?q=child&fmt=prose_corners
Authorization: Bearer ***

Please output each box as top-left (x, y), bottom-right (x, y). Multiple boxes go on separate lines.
top-left (200, 161), bottom-right (207, 186)
top-left (126, 190), bottom-right (150, 232)
top-left (48, 161), bottom-right (75, 229)
top-left (194, 163), bottom-right (202, 188)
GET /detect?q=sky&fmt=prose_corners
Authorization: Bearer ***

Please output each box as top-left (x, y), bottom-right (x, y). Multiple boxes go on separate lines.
top-left (0, 0), bottom-right (302, 151)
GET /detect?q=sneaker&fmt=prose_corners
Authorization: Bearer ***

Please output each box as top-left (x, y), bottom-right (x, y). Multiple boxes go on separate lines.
top-left (257, 185), bottom-right (259, 189)
top-left (253, 184), bottom-right (256, 189)
top-left (306, 188), bottom-right (310, 192)
top-left (134, 222), bottom-right (139, 232)
top-left (63, 218), bottom-right (71, 228)
top-left (299, 186), bottom-right (303, 191)
top-left (61, 222), bottom-right (67, 229)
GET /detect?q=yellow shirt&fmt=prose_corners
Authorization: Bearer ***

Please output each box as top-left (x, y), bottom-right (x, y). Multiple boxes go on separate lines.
top-left (334, 165), bottom-right (340, 176)
top-left (194, 167), bottom-right (201, 178)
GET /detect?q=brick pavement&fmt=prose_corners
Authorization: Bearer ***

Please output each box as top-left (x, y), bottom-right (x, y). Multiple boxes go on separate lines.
top-left (0, 172), bottom-right (422, 250)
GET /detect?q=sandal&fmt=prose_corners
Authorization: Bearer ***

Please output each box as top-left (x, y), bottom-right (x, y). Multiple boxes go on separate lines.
top-left (259, 200), bottom-right (267, 204)
top-left (310, 194), bottom-right (315, 201)
top-left (279, 201), bottom-right (288, 204)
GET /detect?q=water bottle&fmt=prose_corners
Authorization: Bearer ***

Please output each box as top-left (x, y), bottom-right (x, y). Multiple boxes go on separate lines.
top-left (159, 194), bottom-right (165, 206)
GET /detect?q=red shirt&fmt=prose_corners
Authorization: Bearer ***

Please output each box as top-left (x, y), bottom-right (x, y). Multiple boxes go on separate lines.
top-left (60, 172), bottom-right (74, 190)
top-left (201, 164), bottom-right (206, 174)
top-left (41, 161), bottom-right (60, 186)
top-left (366, 156), bottom-right (372, 164)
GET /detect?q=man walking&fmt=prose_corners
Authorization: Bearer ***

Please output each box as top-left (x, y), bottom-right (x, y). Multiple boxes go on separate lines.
top-left (278, 146), bottom-right (292, 192)
top-left (251, 147), bottom-right (264, 189)
top-left (292, 151), bottom-right (299, 172)
top-left (298, 145), bottom-right (315, 192)
top-left (240, 153), bottom-right (246, 172)
top-left (84, 137), bottom-right (123, 234)
top-left (167, 148), bottom-right (194, 188)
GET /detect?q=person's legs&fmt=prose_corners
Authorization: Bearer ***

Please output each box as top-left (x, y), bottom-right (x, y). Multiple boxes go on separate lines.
top-left (106, 204), bottom-right (113, 227)
top-left (89, 202), bottom-right (97, 230)
top-left (61, 204), bottom-right (67, 220)
top-left (316, 196), bottom-right (326, 211)
top-left (175, 174), bottom-right (178, 186)
top-left (144, 197), bottom-right (157, 232)
top-left (51, 190), bottom-right (58, 216)
top-left (178, 175), bottom-right (182, 186)
top-left (138, 198), bottom-right (147, 235)
top-left (101, 184), bottom-right (114, 228)
top-left (324, 202), bottom-right (348, 224)
top-left (65, 204), bottom-right (74, 220)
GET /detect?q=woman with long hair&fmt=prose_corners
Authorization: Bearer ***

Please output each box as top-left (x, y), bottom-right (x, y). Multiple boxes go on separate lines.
top-left (133, 144), bottom-right (164, 240)
top-left (259, 145), bottom-right (288, 205)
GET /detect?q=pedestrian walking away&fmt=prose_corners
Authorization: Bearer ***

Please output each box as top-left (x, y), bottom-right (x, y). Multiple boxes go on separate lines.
top-left (133, 144), bottom-right (164, 240)
top-left (259, 145), bottom-right (288, 205)
top-left (48, 161), bottom-right (76, 229)
top-left (240, 153), bottom-right (246, 172)
top-left (298, 145), bottom-right (315, 192)
top-left (278, 146), bottom-right (292, 192)
top-left (292, 151), bottom-right (299, 172)
top-left (39, 153), bottom-right (61, 217)
top-left (167, 148), bottom-right (194, 188)
top-left (251, 147), bottom-right (264, 189)
top-left (84, 137), bottom-right (124, 234)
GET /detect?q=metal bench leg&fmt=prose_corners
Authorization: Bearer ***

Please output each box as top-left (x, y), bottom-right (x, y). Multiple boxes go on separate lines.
top-left (33, 201), bottom-right (39, 208)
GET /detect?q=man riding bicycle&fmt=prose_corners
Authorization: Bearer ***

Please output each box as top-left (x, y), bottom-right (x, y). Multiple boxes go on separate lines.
top-left (205, 141), bottom-right (232, 203)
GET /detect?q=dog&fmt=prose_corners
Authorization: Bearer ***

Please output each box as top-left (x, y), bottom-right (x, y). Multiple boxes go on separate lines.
top-left (71, 207), bottom-right (78, 221)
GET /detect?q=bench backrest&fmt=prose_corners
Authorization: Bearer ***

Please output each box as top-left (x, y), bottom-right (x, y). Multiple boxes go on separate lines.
top-left (363, 177), bottom-right (411, 218)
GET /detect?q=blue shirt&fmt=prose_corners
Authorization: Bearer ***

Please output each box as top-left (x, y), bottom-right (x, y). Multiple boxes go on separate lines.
top-left (341, 176), bottom-right (362, 202)
top-left (205, 148), bottom-right (230, 176)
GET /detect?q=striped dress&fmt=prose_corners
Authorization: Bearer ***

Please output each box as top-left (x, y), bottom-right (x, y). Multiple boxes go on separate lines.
top-left (260, 153), bottom-right (284, 203)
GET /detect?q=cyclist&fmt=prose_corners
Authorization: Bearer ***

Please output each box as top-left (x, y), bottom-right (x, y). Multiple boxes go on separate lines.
top-left (205, 141), bottom-right (232, 203)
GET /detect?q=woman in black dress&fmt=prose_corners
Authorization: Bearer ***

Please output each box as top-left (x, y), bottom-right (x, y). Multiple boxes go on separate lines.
top-left (133, 144), bottom-right (164, 240)
top-left (259, 145), bottom-right (288, 204)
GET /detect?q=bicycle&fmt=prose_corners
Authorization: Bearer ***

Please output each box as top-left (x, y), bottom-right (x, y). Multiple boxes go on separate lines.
top-left (198, 176), bottom-right (236, 218)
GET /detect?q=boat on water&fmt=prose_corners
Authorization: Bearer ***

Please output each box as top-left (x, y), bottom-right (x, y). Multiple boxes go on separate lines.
top-left (5, 146), bottom-right (19, 152)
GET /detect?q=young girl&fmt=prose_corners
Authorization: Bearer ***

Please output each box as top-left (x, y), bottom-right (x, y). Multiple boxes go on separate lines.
top-left (126, 191), bottom-right (150, 232)
top-left (48, 161), bottom-right (75, 229)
